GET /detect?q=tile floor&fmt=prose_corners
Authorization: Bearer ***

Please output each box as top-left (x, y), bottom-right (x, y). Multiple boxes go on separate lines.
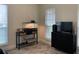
top-left (7, 42), bottom-right (65, 54)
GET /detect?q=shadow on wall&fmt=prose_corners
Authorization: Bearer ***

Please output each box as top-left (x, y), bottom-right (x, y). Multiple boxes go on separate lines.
top-left (38, 24), bottom-right (46, 40)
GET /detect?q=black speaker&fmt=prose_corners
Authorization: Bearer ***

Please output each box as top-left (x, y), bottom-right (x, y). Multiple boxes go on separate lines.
top-left (53, 25), bottom-right (57, 32)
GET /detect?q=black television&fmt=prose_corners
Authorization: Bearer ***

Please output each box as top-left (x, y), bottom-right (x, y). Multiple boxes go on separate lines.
top-left (60, 22), bottom-right (73, 33)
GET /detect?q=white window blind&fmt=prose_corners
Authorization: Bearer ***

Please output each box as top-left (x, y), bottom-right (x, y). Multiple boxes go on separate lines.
top-left (45, 8), bottom-right (55, 40)
top-left (45, 8), bottom-right (55, 26)
top-left (0, 5), bottom-right (7, 28)
top-left (0, 5), bottom-right (8, 45)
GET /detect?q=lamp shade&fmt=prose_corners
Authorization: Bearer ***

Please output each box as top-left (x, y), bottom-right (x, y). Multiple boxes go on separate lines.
top-left (23, 20), bottom-right (38, 28)
top-left (23, 23), bottom-right (37, 28)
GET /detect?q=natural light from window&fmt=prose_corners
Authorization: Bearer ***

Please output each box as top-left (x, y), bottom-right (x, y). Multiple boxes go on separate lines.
top-left (45, 8), bottom-right (55, 41)
top-left (0, 5), bottom-right (8, 46)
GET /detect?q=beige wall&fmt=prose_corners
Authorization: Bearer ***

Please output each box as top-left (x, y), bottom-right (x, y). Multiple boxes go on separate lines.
top-left (77, 5), bottom-right (79, 47)
top-left (8, 4), bottom-right (38, 49)
top-left (38, 4), bottom-right (77, 40)
top-left (7, 4), bottom-right (77, 49)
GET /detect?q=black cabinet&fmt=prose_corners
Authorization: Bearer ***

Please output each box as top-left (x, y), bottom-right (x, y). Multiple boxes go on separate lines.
top-left (51, 32), bottom-right (76, 54)
top-left (52, 23), bottom-right (76, 54)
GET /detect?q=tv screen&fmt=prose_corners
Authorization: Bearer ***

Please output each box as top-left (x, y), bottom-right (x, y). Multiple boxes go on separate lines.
top-left (60, 22), bottom-right (73, 33)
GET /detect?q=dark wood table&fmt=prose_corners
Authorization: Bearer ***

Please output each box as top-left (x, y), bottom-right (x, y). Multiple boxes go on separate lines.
top-left (16, 28), bottom-right (38, 49)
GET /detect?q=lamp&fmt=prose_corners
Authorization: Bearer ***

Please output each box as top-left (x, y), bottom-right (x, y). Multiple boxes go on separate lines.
top-left (23, 20), bottom-right (38, 29)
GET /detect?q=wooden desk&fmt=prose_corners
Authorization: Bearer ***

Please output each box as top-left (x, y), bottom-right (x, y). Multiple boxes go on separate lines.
top-left (16, 28), bottom-right (38, 49)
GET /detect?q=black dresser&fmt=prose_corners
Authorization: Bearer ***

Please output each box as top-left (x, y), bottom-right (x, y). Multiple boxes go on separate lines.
top-left (51, 23), bottom-right (76, 54)
top-left (51, 32), bottom-right (76, 54)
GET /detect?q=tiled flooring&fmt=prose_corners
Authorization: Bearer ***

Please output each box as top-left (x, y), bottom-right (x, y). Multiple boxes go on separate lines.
top-left (8, 42), bottom-right (65, 54)
top-left (76, 47), bottom-right (79, 54)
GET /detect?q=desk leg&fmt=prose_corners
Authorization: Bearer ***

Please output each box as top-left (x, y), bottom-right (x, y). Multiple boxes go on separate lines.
top-left (16, 32), bottom-right (20, 49)
top-left (36, 31), bottom-right (38, 44)
top-left (16, 32), bottom-right (18, 48)
top-left (18, 35), bottom-right (20, 49)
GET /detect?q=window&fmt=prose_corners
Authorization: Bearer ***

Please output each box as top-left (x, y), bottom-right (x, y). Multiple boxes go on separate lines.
top-left (0, 5), bottom-right (8, 45)
top-left (45, 8), bottom-right (55, 41)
